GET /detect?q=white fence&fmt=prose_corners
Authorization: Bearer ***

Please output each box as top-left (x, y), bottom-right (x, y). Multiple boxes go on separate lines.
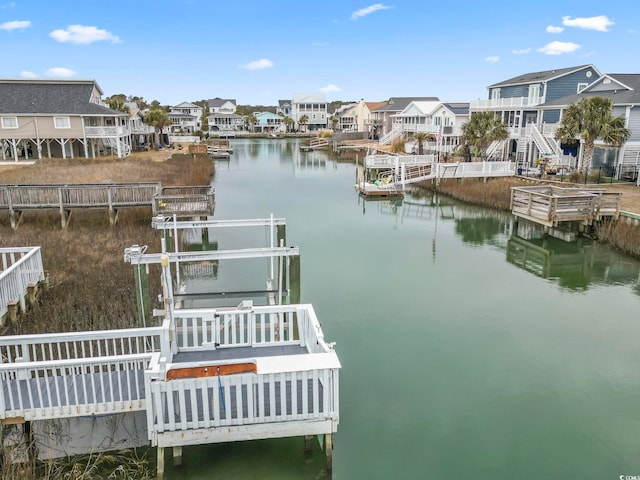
top-left (0, 326), bottom-right (165, 421)
top-left (0, 247), bottom-right (45, 322)
top-left (84, 126), bottom-right (129, 137)
top-left (145, 304), bottom-right (340, 444)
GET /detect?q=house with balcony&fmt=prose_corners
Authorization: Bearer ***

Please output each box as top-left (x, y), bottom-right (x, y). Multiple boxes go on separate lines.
top-left (291, 93), bottom-right (327, 131)
top-left (539, 73), bottom-right (640, 179)
top-left (168, 102), bottom-right (203, 134)
top-left (331, 103), bottom-right (358, 132)
top-left (253, 111), bottom-right (285, 133)
top-left (125, 101), bottom-right (155, 150)
top-left (205, 98), bottom-right (242, 134)
top-left (469, 64), bottom-right (601, 164)
top-left (391, 100), bottom-right (469, 153)
top-left (373, 97), bottom-right (440, 145)
top-left (354, 100), bottom-right (386, 139)
top-left (0, 78), bottom-right (131, 161)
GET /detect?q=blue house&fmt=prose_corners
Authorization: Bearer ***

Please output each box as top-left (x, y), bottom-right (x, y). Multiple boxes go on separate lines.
top-left (540, 73), bottom-right (640, 179)
top-left (253, 111), bottom-right (284, 133)
top-left (470, 64), bottom-right (601, 166)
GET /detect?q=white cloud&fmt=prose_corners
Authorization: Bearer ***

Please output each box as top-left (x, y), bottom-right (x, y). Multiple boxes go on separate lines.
top-left (562, 15), bottom-right (613, 32)
top-left (537, 41), bottom-right (581, 55)
top-left (351, 4), bottom-right (391, 20)
top-left (45, 67), bottom-right (77, 77)
top-left (241, 58), bottom-right (274, 70)
top-left (49, 25), bottom-right (121, 44)
top-left (320, 84), bottom-right (341, 93)
top-left (0, 20), bottom-right (31, 30)
top-left (512, 48), bottom-right (530, 55)
top-left (546, 25), bottom-right (564, 33)
top-left (20, 70), bottom-right (36, 78)
top-left (484, 56), bottom-right (500, 63)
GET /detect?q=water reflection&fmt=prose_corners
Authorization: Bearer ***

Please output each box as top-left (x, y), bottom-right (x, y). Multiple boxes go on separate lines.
top-left (507, 234), bottom-right (640, 290)
top-left (359, 187), bottom-right (640, 292)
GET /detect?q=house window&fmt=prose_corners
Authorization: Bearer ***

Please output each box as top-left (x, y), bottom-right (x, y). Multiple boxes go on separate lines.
top-left (491, 88), bottom-right (501, 100)
top-left (577, 83), bottom-right (588, 93)
top-left (54, 117), bottom-right (70, 128)
top-left (528, 84), bottom-right (541, 104)
top-left (1, 117), bottom-right (18, 129)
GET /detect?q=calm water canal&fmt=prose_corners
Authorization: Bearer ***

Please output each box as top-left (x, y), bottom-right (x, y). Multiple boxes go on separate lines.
top-left (172, 138), bottom-right (640, 480)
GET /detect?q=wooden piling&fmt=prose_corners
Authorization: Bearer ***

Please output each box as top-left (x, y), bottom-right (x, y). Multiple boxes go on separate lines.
top-left (172, 446), bottom-right (183, 466)
top-left (27, 283), bottom-right (37, 307)
top-left (157, 447), bottom-right (165, 480)
top-left (325, 433), bottom-right (333, 472)
top-left (290, 256), bottom-right (300, 304)
top-left (304, 435), bottom-right (313, 454)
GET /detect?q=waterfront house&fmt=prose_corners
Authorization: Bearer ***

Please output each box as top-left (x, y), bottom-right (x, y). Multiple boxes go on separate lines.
top-left (331, 103), bottom-right (358, 132)
top-left (373, 97), bottom-right (440, 145)
top-left (277, 100), bottom-right (292, 116)
top-left (469, 64), bottom-right (601, 164)
top-left (354, 100), bottom-right (386, 139)
top-left (394, 101), bottom-right (470, 154)
top-left (168, 102), bottom-right (203, 134)
top-left (253, 111), bottom-right (285, 133)
top-left (0, 78), bottom-right (131, 161)
top-left (206, 98), bottom-right (242, 134)
top-left (538, 73), bottom-right (640, 179)
top-left (207, 98), bottom-right (237, 114)
top-left (291, 93), bottom-right (327, 131)
top-left (125, 101), bottom-right (155, 150)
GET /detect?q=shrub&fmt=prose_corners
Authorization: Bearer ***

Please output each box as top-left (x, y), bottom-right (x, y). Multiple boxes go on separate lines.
top-left (390, 137), bottom-right (405, 153)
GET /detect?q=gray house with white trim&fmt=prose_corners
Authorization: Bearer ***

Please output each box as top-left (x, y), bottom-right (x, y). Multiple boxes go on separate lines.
top-left (0, 78), bottom-right (131, 161)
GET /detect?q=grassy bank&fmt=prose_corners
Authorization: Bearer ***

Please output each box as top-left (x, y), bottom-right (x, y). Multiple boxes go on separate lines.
top-left (416, 177), bottom-right (640, 258)
top-left (0, 154), bottom-right (214, 336)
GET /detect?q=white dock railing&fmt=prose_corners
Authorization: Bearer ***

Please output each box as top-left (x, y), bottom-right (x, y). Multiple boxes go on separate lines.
top-left (0, 326), bottom-right (166, 421)
top-left (146, 304), bottom-right (340, 444)
top-left (0, 247), bottom-right (45, 322)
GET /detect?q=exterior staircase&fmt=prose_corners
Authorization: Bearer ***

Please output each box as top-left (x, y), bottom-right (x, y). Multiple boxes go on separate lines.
top-left (379, 129), bottom-right (402, 146)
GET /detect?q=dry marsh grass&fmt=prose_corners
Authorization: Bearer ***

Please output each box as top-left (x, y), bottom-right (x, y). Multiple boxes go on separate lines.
top-left (595, 219), bottom-right (640, 258)
top-left (0, 154), bottom-right (214, 335)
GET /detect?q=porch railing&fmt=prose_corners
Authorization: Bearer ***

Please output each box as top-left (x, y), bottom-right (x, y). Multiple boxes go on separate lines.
top-left (0, 247), bottom-right (45, 322)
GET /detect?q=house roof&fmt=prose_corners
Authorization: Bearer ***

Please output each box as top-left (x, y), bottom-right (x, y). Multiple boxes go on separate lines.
top-left (292, 93), bottom-right (326, 103)
top-left (489, 64), bottom-right (599, 88)
top-left (208, 98), bottom-right (236, 107)
top-left (540, 74), bottom-right (640, 108)
top-left (278, 100), bottom-right (291, 106)
top-left (172, 101), bottom-right (200, 109)
top-left (365, 101), bottom-right (387, 111)
top-left (396, 100), bottom-right (441, 116)
top-left (442, 102), bottom-right (470, 115)
top-left (373, 97), bottom-right (440, 112)
top-left (0, 78), bottom-right (125, 116)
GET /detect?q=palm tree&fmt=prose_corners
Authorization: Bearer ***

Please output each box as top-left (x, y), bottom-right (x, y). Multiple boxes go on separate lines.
top-left (298, 115), bottom-right (309, 133)
top-left (245, 113), bottom-right (257, 132)
top-left (329, 115), bottom-right (339, 131)
top-left (412, 132), bottom-right (430, 155)
top-left (282, 116), bottom-right (294, 133)
top-left (555, 96), bottom-right (631, 172)
top-left (143, 108), bottom-right (171, 148)
top-left (461, 112), bottom-right (508, 160)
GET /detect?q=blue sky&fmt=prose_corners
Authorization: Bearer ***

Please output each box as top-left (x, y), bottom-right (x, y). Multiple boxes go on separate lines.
top-left (1, 0), bottom-right (638, 106)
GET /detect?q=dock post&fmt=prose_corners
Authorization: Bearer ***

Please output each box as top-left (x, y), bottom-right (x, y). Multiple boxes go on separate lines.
top-left (172, 446), bottom-right (183, 466)
top-left (324, 434), bottom-right (333, 472)
top-left (9, 210), bottom-right (23, 230)
top-left (109, 207), bottom-right (119, 225)
top-left (304, 435), bottom-right (313, 454)
top-left (277, 225), bottom-right (287, 299)
top-left (134, 264), bottom-right (151, 327)
top-left (8, 301), bottom-right (18, 323)
top-left (157, 447), bottom-right (165, 480)
top-left (290, 255), bottom-right (300, 304)
top-left (27, 283), bottom-right (38, 307)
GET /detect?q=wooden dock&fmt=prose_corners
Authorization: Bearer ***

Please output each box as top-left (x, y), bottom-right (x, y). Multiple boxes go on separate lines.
top-left (510, 186), bottom-right (622, 228)
top-left (0, 184), bottom-right (216, 228)
top-left (300, 138), bottom-right (329, 151)
top-left (152, 186), bottom-right (215, 217)
top-left (0, 216), bottom-right (339, 478)
top-left (0, 183), bottom-right (161, 228)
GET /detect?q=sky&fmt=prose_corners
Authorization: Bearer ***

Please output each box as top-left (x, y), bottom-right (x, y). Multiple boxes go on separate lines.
top-left (0, 0), bottom-right (639, 107)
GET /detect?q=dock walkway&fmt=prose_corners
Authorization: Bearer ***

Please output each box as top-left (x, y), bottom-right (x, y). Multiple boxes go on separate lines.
top-left (0, 247), bottom-right (46, 325)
